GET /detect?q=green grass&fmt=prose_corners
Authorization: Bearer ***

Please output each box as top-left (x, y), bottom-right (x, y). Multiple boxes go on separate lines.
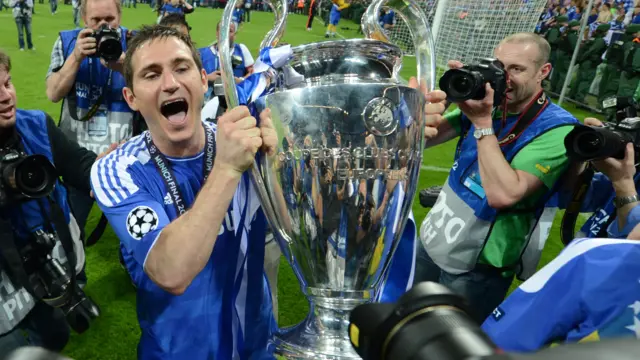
top-left (0, 4), bottom-right (597, 359)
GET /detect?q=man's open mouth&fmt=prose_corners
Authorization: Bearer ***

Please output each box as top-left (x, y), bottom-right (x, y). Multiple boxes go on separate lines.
top-left (160, 98), bottom-right (189, 125)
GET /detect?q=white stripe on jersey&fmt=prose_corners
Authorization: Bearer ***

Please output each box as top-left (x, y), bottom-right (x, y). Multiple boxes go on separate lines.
top-left (90, 135), bottom-right (145, 207)
top-left (520, 238), bottom-right (640, 294)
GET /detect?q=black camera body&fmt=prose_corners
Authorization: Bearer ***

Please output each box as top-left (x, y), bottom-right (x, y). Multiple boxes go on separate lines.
top-left (90, 24), bottom-right (122, 62)
top-left (439, 58), bottom-right (508, 106)
top-left (20, 230), bottom-right (100, 334)
top-left (0, 148), bottom-right (57, 208)
top-left (349, 282), bottom-right (640, 360)
top-left (564, 97), bottom-right (640, 161)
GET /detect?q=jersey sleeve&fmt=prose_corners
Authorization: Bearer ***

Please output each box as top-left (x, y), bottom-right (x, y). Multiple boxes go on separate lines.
top-left (481, 240), bottom-right (586, 352)
top-left (239, 44), bottom-right (255, 68)
top-left (510, 125), bottom-right (574, 189)
top-left (90, 153), bottom-right (171, 268)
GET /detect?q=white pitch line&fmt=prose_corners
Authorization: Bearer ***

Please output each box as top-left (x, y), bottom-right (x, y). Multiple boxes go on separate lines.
top-left (420, 165), bottom-right (450, 173)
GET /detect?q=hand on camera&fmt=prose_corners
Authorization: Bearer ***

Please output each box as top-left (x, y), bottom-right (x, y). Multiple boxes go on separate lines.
top-left (593, 143), bottom-right (636, 184)
top-left (215, 106), bottom-right (269, 178)
top-left (73, 29), bottom-right (97, 62)
top-left (584, 117), bottom-right (604, 127)
top-left (447, 60), bottom-right (494, 128)
top-left (408, 77), bottom-right (445, 140)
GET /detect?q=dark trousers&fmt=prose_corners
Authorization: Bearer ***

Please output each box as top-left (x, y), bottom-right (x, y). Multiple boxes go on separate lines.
top-left (413, 243), bottom-right (513, 324)
top-left (0, 302), bottom-right (70, 355)
top-left (244, 7), bottom-right (251, 21)
top-left (307, 12), bottom-right (315, 28)
top-left (15, 17), bottom-right (33, 50)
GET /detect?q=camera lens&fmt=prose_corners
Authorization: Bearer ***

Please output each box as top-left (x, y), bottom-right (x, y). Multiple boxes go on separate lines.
top-left (98, 38), bottom-right (123, 62)
top-left (439, 69), bottom-right (481, 102)
top-left (349, 282), bottom-right (498, 360)
top-left (13, 155), bottom-right (57, 198)
top-left (565, 125), bottom-right (632, 161)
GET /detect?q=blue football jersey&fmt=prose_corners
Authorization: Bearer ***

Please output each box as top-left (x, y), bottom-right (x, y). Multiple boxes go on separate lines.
top-left (91, 121), bottom-right (276, 359)
top-left (482, 238), bottom-right (640, 352)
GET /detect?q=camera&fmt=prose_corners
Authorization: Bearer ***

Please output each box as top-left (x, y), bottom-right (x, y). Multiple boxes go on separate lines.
top-left (349, 282), bottom-right (497, 360)
top-left (419, 185), bottom-right (442, 208)
top-left (564, 97), bottom-right (640, 162)
top-left (90, 24), bottom-right (122, 62)
top-left (21, 230), bottom-right (100, 334)
top-left (0, 149), bottom-right (57, 208)
top-left (439, 58), bottom-right (508, 106)
top-left (349, 282), bottom-right (640, 360)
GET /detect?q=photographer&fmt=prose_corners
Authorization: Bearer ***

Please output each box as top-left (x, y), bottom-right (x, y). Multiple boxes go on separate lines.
top-left (10, 0), bottom-right (34, 51)
top-left (0, 50), bottom-right (103, 353)
top-left (416, 33), bottom-right (579, 323)
top-left (45, 0), bottom-right (135, 233)
top-left (482, 227), bottom-right (640, 352)
top-left (199, 21), bottom-right (254, 103)
top-left (561, 117), bottom-right (640, 239)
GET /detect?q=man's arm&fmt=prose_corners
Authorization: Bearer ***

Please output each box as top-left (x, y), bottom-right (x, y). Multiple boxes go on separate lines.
top-left (46, 29), bottom-right (96, 103)
top-left (45, 114), bottom-right (97, 192)
top-left (425, 107), bottom-right (461, 148)
top-left (144, 167), bottom-right (241, 294)
top-left (478, 126), bottom-right (575, 209)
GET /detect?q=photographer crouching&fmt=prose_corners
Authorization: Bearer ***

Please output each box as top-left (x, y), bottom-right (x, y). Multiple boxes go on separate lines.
top-left (557, 98), bottom-right (640, 241)
top-left (0, 51), bottom-right (101, 354)
top-left (45, 0), bottom-right (135, 234)
top-left (415, 33), bottom-right (579, 323)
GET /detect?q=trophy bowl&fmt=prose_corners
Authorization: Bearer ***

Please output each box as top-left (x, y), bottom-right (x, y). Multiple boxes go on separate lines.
top-left (219, 0), bottom-right (436, 358)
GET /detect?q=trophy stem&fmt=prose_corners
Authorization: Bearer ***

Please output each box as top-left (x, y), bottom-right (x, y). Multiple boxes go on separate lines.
top-left (272, 288), bottom-right (374, 359)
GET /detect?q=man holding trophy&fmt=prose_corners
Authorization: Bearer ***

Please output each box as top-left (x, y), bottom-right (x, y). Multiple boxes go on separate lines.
top-left (89, 0), bottom-right (444, 351)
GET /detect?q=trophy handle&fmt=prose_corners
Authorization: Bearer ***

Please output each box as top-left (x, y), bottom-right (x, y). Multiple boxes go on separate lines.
top-left (219, 0), bottom-right (288, 107)
top-left (259, 0), bottom-right (288, 49)
top-left (218, 0), bottom-right (289, 240)
top-left (361, 0), bottom-right (436, 91)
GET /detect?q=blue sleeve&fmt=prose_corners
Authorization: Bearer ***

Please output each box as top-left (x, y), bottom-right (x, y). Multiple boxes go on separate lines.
top-left (90, 154), bottom-right (172, 268)
top-left (607, 203), bottom-right (640, 238)
top-left (481, 243), bottom-right (585, 352)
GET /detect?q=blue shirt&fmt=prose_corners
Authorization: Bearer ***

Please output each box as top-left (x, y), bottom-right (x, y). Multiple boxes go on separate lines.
top-left (161, 3), bottom-right (183, 14)
top-left (482, 238), bottom-right (640, 352)
top-left (90, 121), bottom-right (275, 359)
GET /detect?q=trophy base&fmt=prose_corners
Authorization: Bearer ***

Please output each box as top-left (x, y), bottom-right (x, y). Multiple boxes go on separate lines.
top-left (271, 288), bottom-right (372, 359)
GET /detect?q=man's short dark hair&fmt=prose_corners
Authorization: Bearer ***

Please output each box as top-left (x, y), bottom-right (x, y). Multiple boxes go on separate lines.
top-left (159, 13), bottom-right (191, 32)
top-left (124, 25), bottom-right (203, 91)
top-left (0, 50), bottom-right (11, 72)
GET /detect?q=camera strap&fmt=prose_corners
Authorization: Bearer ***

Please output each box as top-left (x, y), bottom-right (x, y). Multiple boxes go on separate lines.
top-left (496, 90), bottom-right (549, 147)
top-left (0, 219), bottom-right (46, 300)
top-left (144, 124), bottom-right (216, 216)
top-left (65, 65), bottom-right (113, 123)
top-left (560, 165), bottom-right (596, 245)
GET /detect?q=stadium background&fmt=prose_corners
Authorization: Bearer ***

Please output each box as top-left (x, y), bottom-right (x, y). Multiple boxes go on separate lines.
top-left (0, 3), bottom-right (595, 358)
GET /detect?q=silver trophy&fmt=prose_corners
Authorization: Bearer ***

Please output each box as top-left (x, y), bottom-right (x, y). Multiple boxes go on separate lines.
top-left (219, 0), bottom-right (435, 358)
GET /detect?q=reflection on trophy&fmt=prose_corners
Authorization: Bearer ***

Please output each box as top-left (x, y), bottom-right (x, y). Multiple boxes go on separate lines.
top-left (219, 0), bottom-right (435, 357)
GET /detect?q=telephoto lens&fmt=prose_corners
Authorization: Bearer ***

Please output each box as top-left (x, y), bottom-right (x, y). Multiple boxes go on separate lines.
top-left (0, 154), bottom-right (57, 203)
top-left (349, 282), bottom-right (498, 360)
top-left (564, 125), bottom-right (634, 161)
top-left (94, 24), bottom-right (122, 62)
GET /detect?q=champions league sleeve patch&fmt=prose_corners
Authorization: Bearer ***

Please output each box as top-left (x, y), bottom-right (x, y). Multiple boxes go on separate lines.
top-left (126, 206), bottom-right (159, 240)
